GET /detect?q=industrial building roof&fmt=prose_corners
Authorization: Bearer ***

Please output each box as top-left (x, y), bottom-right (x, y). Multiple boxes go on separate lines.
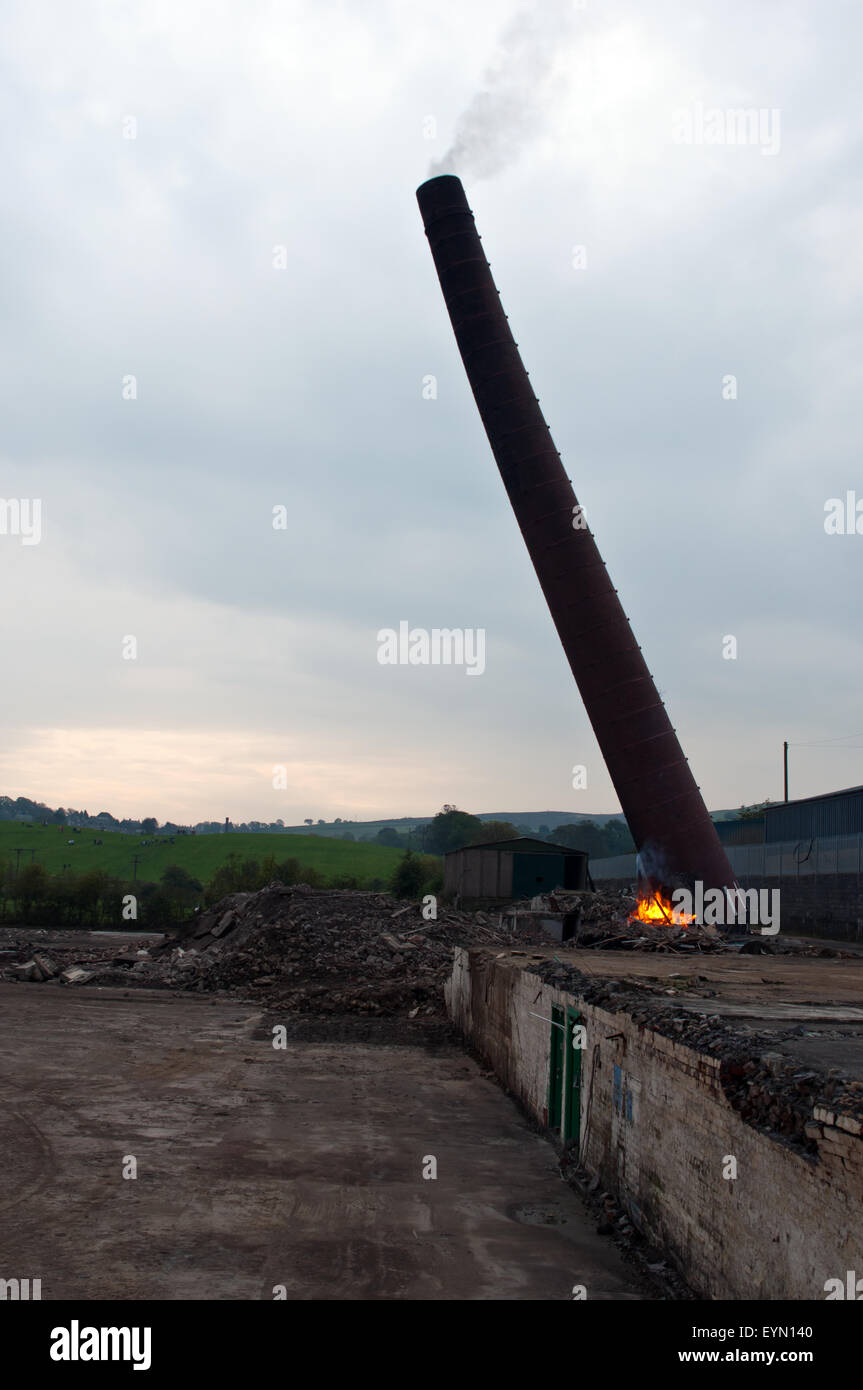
top-left (448, 836), bottom-right (587, 856)
top-left (769, 784), bottom-right (863, 807)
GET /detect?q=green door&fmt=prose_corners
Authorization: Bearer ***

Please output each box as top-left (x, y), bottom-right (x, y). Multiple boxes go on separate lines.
top-left (512, 853), bottom-right (566, 898)
top-left (547, 1005), bottom-right (565, 1130)
top-left (563, 1007), bottom-right (582, 1145)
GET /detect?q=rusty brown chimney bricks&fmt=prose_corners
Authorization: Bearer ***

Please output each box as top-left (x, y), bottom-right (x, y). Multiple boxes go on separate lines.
top-left (416, 173), bottom-right (735, 894)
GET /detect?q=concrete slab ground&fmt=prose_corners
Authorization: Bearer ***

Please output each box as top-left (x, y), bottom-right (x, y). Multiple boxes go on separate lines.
top-left (494, 946), bottom-right (863, 1078)
top-left (0, 983), bottom-right (647, 1301)
top-left (496, 945), bottom-right (863, 1006)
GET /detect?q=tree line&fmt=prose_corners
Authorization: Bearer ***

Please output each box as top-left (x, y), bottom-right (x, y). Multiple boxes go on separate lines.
top-left (0, 850), bottom-right (443, 929)
top-left (415, 806), bottom-right (634, 858)
top-left (1, 794), bottom-right (637, 853)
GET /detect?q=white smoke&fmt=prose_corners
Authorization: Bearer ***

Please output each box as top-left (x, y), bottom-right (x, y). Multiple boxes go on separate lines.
top-left (429, 1), bottom-right (575, 182)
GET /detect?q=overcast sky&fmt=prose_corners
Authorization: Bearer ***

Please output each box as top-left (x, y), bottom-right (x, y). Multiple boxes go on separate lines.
top-left (1, 0), bottom-right (861, 826)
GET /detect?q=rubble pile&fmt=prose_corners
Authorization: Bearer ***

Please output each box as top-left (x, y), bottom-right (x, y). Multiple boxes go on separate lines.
top-left (0, 884), bottom-right (551, 1017)
top-left (536, 888), bottom-right (730, 952)
top-left (1, 884), bottom-right (844, 1024)
top-left (0, 939), bottom-right (149, 985)
top-left (145, 884), bottom-right (552, 1014)
top-left (720, 1049), bottom-right (863, 1148)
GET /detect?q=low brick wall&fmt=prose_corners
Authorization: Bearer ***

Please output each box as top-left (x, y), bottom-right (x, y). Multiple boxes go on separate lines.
top-left (446, 948), bottom-right (863, 1300)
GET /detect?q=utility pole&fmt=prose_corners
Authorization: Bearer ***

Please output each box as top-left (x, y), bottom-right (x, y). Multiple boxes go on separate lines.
top-left (783, 741), bottom-right (789, 803)
top-left (132, 855), bottom-right (141, 882)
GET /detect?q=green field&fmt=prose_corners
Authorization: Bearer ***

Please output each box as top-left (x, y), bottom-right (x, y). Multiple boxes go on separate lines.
top-left (0, 822), bottom-right (410, 887)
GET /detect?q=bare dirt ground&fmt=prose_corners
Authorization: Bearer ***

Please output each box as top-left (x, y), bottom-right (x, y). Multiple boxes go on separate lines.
top-left (0, 982), bottom-right (649, 1301)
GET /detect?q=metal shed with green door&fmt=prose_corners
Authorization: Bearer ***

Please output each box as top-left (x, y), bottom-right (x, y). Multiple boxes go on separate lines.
top-left (443, 837), bottom-right (589, 903)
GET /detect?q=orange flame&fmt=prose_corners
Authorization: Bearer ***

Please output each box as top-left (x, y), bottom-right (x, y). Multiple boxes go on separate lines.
top-left (630, 889), bottom-right (696, 927)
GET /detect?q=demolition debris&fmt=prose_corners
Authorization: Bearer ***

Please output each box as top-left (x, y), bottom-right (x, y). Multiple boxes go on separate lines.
top-left (509, 888), bottom-right (834, 954)
top-left (0, 883), bottom-right (553, 1016)
top-left (0, 885), bottom-right (842, 1008)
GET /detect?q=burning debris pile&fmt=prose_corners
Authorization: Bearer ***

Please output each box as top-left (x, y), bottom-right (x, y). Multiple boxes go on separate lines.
top-left (0, 885), bottom-right (552, 1016)
top-left (537, 887), bottom-right (838, 954)
top-left (538, 887), bottom-right (728, 952)
top-left (629, 888), bottom-right (695, 927)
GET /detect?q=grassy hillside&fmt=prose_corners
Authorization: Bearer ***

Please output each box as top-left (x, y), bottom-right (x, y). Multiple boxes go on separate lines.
top-left (0, 822), bottom-right (407, 887)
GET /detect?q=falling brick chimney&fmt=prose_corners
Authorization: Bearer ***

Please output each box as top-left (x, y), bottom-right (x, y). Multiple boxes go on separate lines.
top-left (416, 174), bottom-right (735, 897)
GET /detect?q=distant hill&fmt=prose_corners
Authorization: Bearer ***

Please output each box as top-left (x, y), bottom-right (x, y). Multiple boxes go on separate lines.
top-left (279, 810), bottom-right (627, 839)
top-left (2, 791), bottom-right (746, 843)
top-left (475, 811), bottom-right (626, 830)
top-left (1, 793), bottom-right (625, 840)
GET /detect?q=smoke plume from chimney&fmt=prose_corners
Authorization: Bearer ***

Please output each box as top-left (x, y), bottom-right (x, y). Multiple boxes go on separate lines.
top-left (429, 1), bottom-right (574, 182)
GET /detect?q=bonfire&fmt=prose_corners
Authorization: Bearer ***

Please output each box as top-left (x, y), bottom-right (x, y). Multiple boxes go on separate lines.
top-left (630, 888), bottom-right (696, 929)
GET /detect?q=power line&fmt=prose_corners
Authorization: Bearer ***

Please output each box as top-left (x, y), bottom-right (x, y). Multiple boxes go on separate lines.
top-left (789, 733), bottom-right (863, 747)
top-left (791, 743), bottom-right (863, 750)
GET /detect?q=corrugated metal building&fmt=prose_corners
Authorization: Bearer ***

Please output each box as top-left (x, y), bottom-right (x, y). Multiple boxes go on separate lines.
top-left (714, 786), bottom-right (863, 846)
top-left (444, 837), bottom-right (589, 902)
top-left (715, 817), bottom-right (766, 846)
top-left (765, 785), bottom-right (863, 842)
